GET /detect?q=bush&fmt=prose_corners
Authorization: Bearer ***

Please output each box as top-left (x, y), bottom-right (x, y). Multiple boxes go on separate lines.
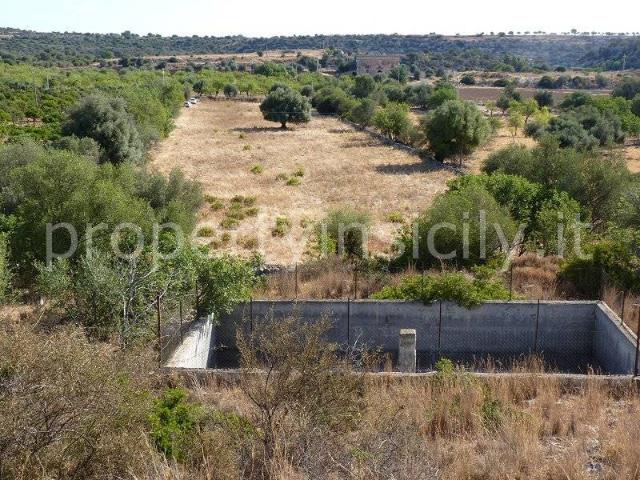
top-left (51, 135), bottom-right (101, 162)
top-left (348, 98), bottom-right (377, 126)
top-left (632, 94), bottom-right (640, 117)
top-left (425, 84), bottom-right (458, 110)
top-left (352, 75), bottom-right (376, 98)
top-left (612, 77), bottom-right (640, 100)
top-left (0, 321), bottom-right (153, 478)
top-left (149, 388), bottom-right (202, 461)
top-left (560, 228), bottom-right (640, 297)
top-left (372, 102), bottom-right (412, 141)
top-left (62, 94), bottom-right (144, 164)
top-left (198, 226), bottom-right (215, 237)
top-left (272, 216), bottom-right (292, 236)
top-left (423, 100), bottom-right (491, 164)
top-left (223, 83), bottom-right (238, 98)
top-left (300, 84), bottom-right (314, 97)
top-left (316, 208), bottom-right (371, 258)
top-left (250, 163), bottom-right (264, 174)
top-left (483, 138), bottom-right (629, 222)
top-left (460, 74), bottom-right (476, 85)
top-left (237, 315), bottom-right (366, 464)
top-left (534, 90), bottom-right (554, 108)
top-left (312, 87), bottom-right (355, 116)
top-left (398, 184), bottom-right (516, 268)
top-left (372, 270), bottom-right (510, 308)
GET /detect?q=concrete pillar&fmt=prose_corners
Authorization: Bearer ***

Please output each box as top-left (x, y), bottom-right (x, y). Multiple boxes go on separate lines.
top-left (398, 329), bottom-right (417, 373)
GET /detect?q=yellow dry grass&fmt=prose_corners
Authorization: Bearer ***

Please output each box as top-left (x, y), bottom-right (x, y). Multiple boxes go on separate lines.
top-left (150, 100), bottom-right (455, 265)
top-left (624, 143), bottom-right (640, 173)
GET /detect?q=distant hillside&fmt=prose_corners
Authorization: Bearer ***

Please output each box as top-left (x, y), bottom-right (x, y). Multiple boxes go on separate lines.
top-left (0, 28), bottom-right (638, 70)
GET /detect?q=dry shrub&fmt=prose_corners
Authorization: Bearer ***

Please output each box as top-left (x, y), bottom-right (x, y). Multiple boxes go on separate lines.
top-left (236, 314), bottom-right (369, 478)
top-left (0, 314), bottom-right (155, 479)
top-left (510, 254), bottom-right (562, 299)
top-left (256, 257), bottom-right (391, 300)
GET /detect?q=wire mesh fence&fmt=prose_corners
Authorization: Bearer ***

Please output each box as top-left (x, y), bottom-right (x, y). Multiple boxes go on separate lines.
top-left (212, 298), bottom-right (638, 374)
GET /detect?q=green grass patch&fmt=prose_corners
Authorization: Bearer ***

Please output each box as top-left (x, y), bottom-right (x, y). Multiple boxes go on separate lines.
top-left (272, 216), bottom-right (292, 237)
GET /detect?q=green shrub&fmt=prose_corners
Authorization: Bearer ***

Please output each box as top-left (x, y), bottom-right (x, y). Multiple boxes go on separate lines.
top-left (286, 176), bottom-right (301, 186)
top-left (245, 207), bottom-right (259, 217)
top-left (386, 212), bottom-right (404, 223)
top-left (243, 144), bottom-right (252, 151)
top-left (372, 270), bottom-right (510, 308)
top-left (149, 388), bottom-right (202, 461)
top-left (272, 216), bottom-right (292, 237)
top-left (398, 184), bottom-right (516, 268)
top-left (292, 166), bottom-right (305, 177)
top-left (197, 226), bottom-right (215, 237)
top-left (220, 217), bottom-right (240, 229)
top-left (423, 99), bottom-right (490, 164)
top-left (250, 164), bottom-right (264, 174)
top-left (316, 208), bottom-right (371, 258)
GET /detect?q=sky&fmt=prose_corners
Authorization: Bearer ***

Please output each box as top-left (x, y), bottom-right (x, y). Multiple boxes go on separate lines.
top-left (3, 0), bottom-right (640, 37)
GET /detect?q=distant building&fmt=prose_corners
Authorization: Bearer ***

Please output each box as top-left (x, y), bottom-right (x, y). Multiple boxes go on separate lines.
top-left (355, 55), bottom-right (402, 75)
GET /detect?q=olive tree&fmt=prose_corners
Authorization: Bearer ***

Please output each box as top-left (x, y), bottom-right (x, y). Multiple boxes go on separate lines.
top-left (259, 86), bottom-right (311, 129)
top-left (423, 100), bottom-right (491, 165)
top-left (63, 95), bottom-right (144, 164)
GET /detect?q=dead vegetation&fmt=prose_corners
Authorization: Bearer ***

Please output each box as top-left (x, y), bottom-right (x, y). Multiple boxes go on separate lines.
top-left (2, 307), bottom-right (640, 479)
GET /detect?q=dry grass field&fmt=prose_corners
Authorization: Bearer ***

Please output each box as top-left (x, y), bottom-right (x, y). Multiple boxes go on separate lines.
top-left (150, 100), bottom-right (456, 265)
top-left (142, 49), bottom-right (323, 66)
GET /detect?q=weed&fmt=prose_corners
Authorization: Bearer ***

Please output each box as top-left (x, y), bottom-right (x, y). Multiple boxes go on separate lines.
top-left (243, 144), bottom-right (252, 151)
top-left (275, 173), bottom-right (289, 181)
top-left (292, 166), bottom-right (305, 177)
top-left (272, 216), bottom-right (292, 237)
top-left (239, 235), bottom-right (259, 250)
top-left (250, 164), bottom-right (264, 174)
top-left (220, 217), bottom-right (240, 229)
top-left (286, 176), bottom-right (301, 186)
top-left (386, 211), bottom-right (404, 223)
top-left (198, 226), bottom-right (215, 237)
top-left (245, 207), bottom-right (259, 217)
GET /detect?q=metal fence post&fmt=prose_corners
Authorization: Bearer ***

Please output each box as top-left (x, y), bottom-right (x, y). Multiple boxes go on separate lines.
top-left (353, 267), bottom-right (358, 300)
top-left (533, 299), bottom-right (541, 353)
top-left (250, 297), bottom-right (254, 335)
top-left (294, 263), bottom-right (298, 299)
top-left (634, 306), bottom-right (640, 378)
top-left (437, 300), bottom-right (443, 359)
top-left (156, 294), bottom-right (162, 366)
top-left (347, 297), bottom-right (351, 348)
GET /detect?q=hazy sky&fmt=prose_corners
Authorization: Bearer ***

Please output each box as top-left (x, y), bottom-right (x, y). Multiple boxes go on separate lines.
top-left (3, 0), bottom-right (640, 37)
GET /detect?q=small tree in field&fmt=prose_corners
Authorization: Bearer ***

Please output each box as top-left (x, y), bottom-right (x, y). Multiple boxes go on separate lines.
top-left (259, 86), bottom-right (311, 129)
top-left (423, 99), bottom-right (491, 165)
top-left (507, 108), bottom-right (525, 138)
top-left (223, 83), bottom-right (238, 98)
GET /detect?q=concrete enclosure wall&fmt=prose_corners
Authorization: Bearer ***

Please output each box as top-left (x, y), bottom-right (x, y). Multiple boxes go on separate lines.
top-left (164, 315), bottom-right (213, 369)
top-left (212, 300), bottom-right (638, 374)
